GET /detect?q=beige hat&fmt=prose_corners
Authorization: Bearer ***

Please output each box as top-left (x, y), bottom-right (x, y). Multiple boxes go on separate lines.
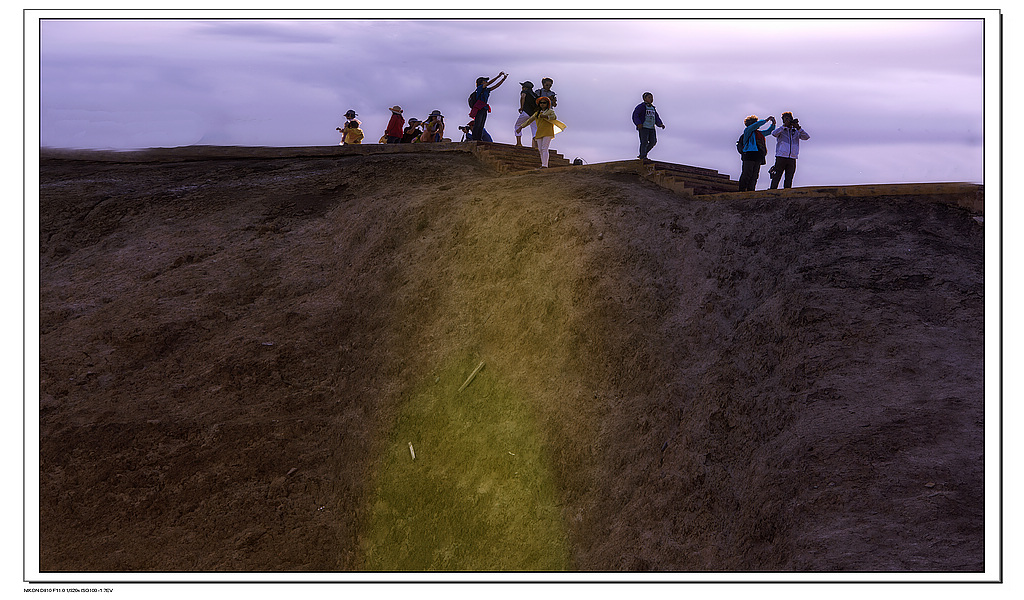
top-left (389, 105), bottom-right (403, 114)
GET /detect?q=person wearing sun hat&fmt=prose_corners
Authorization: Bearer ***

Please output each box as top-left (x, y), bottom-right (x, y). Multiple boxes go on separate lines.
top-left (401, 118), bottom-right (422, 143)
top-left (420, 110), bottom-right (445, 143)
top-left (515, 81), bottom-right (539, 147)
top-left (384, 105), bottom-right (405, 144)
top-left (515, 95), bottom-right (566, 168)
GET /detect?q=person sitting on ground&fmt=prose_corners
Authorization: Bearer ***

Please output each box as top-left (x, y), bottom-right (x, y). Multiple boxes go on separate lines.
top-left (401, 118), bottom-right (422, 143)
top-left (515, 95), bottom-right (566, 168)
top-left (342, 109), bottom-right (360, 128)
top-left (340, 120), bottom-right (364, 145)
top-left (420, 110), bottom-right (445, 143)
top-left (384, 105), bottom-right (405, 144)
top-left (461, 119), bottom-right (492, 142)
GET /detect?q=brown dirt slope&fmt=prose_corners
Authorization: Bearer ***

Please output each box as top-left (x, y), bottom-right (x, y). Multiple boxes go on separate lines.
top-left (38, 149), bottom-right (985, 572)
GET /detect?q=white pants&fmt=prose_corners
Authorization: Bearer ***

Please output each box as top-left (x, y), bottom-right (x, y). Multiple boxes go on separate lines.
top-left (514, 111), bottom-right (537, 139)
top-left (537, 136), bottom-right (553, 167)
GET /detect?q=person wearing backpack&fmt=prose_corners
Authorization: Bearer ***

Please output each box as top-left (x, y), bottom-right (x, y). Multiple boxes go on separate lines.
top-left (737, 114), bottom-right (775, 191)
top-left (515, 81), bottom-right (539, 147)
top-left (470, 71), bottom-right (508, 144)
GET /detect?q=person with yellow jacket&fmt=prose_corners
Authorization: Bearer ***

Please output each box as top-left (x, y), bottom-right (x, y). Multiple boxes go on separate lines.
top-left (514, 95), bottom-right (566, 168)
top-left (338, 120), bottom-right (364, 145)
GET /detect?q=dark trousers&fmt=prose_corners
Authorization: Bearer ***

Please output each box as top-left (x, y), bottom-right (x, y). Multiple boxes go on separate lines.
top-left (472, 110), bottom-right (488, 143)
top-left (769, 157), bottom-right (798, 189)
top-left (638, 127), bottom-right (657, 159)
top-left (739, 158), bottom-right (762, 191)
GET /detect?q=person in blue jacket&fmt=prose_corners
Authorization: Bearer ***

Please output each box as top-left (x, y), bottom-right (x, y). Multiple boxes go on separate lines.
top-left (737, 114), bottom-right (775, 191)
top-left (631, 92), bottom-right (665, 162)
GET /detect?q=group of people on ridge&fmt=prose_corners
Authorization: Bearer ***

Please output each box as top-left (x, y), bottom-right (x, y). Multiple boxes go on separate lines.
top-left (632, 93), bottom-right (810, 190)
top-left (337, 107), bottom-right (446, 146)
top-left (338, 78), bottom-right (809, 189)
top-left (469, 72), bottom-right (566, 168)
top-left (736, 111), bottom-right (810, 190)
top-left (337, 73), bottom-right (565, 169)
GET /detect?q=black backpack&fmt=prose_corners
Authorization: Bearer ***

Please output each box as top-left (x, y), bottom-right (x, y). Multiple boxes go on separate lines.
top-left (468, 90), bottom-right (478, 108)
top-left (522, 89), bottom-right (538, 114)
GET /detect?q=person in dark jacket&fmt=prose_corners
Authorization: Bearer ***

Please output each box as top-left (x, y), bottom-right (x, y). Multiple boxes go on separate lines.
top-left (737, 114), bottom-right (775, 191)
top-left (631, 92), bottom-right (665, 162)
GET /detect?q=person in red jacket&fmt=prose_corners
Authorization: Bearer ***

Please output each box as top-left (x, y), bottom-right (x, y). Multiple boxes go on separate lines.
top-left (384, 106), bottom-right (405, 144)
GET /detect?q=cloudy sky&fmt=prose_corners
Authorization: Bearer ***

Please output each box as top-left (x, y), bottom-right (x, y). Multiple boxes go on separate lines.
top-left (33, 11), bottom-right (994, 187)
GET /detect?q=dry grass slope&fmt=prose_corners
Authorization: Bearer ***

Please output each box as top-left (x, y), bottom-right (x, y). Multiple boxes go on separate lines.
top-left (38, 148), bottom-right (985, 574)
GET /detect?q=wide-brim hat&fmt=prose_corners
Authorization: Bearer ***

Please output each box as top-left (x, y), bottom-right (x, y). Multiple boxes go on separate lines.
top-left (345, 110), bottom-right (357, 117)
top-left (536, 96), bottom-right (552, 105)
top-left (520, 81), bottom-right (534, 88)
top-left (429, 110), bottom-right (443, 117)
top-left (389, 106), bottom-right (403, 114)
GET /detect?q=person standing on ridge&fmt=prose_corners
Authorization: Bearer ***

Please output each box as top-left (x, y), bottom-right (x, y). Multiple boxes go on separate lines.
top-left (515, 95), bottom-right (566, 168)
top-left (515, 81), bottom-right (540, 147)
top-left (769, 111), bottom-right (810, 189)
top-left (737, 114), bottom-right (775, 191)
top-left (384, 106), bottom-right (405, 144)
top-left (470, 71), bottom-right (508, 143)
top-left (631, 92), bottom-right (665, 163)
top-left (538, 77), bottom-right (557, 108)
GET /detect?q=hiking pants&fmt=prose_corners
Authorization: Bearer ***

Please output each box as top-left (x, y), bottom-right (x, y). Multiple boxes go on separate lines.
top-left (739, 158), bottom-right (762, 191)
top-left (473, 110), bottom-right (488, 143)
top-left (639, 127), bottom-right (657, 159)
top-left (515, 111), bottom-right (538, 143)
top-left (769, 157), bottom-right (798, 189)
top-left (537, 136), bottom-right (553, 167)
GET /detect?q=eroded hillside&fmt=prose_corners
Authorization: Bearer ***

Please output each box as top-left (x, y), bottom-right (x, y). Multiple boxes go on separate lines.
top-left (38, 149), bottom-right (985, 573)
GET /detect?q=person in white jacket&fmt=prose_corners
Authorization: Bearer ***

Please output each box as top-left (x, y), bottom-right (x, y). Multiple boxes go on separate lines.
top-left (769, 112), bottom-right (810, 189)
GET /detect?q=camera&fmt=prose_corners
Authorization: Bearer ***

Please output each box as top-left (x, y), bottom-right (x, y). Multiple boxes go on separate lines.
top-left (458, 126), bottom-right (471, 133)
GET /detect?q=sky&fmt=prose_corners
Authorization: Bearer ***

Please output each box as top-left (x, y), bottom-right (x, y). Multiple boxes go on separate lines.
top-left (31, 10), bottom-right (995, 187)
